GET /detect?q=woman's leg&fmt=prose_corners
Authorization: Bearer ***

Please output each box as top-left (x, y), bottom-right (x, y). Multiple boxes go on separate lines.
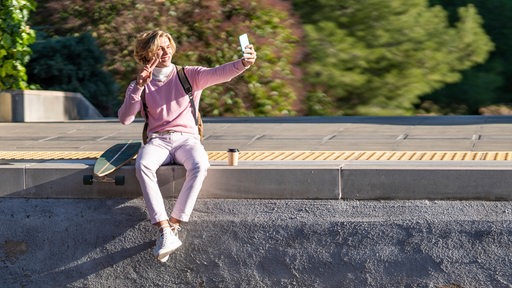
top-left (171, 135), bottom-right (210, 222)
top-left (135, 138), bottom-right (172, 225)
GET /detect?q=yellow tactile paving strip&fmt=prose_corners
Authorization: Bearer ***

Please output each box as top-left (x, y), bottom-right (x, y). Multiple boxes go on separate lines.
top-left (209, 151), bottom-right (512, 161)
top-left (0, 151), bottom-right (101, 160)
top-left (1, 151), bottom-right (512, 161)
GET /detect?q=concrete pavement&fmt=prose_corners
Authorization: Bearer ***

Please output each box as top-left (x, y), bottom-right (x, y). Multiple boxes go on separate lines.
top-left (1, 116), bottom-right (512, 200)
top-left (1, 115), bottom-right (512, 152)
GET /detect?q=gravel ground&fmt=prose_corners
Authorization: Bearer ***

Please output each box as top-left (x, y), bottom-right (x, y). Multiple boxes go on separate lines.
top-left (1, 198), bottom-right (511, 287)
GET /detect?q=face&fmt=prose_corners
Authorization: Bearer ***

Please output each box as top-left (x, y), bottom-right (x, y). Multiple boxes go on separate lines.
top-left (156, 36), bottom-right (173, 68)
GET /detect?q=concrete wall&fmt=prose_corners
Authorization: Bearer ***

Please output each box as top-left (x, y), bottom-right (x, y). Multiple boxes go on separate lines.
top-left (3, 160), bottom-right (512, 201)
top-left (0, 161), bottom-right (342, 200)
top-left (1, 198), bottom-right (511, 287)
top-left (0, 90), bottom-right (102, 122)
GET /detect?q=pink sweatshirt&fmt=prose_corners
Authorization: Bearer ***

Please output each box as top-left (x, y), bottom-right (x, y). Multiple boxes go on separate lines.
top-left (118, 59), bottom-right (248, 135)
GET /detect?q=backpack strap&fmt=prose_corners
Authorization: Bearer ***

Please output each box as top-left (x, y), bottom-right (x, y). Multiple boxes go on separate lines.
top-left (176, 65), bottom-right (199, 127)
top-left (140, 86), bottom-right (149, 144)
top-left (140, 86), bottom-right (148, 117)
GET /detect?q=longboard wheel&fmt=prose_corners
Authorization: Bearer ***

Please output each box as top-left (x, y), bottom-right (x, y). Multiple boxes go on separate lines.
top-left (114, 175), bottom-right (125, 185)
top-left (83, 175), bottom-right (93, 185)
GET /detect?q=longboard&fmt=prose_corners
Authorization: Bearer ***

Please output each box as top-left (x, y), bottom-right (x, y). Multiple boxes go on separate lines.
top-left (83, 141), bottom-right (142, 185)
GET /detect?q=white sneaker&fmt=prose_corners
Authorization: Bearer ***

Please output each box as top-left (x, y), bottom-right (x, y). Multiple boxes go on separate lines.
top-left (153, 225), bottom-right (182, 262)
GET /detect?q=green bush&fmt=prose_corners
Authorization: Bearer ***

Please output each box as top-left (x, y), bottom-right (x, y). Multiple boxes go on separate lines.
top-left (27, 33), bottom-right (119, 116)
top-left (30, 0), bottom-right (302, 117)
top-left (0, 0), bottom-right (36, 90)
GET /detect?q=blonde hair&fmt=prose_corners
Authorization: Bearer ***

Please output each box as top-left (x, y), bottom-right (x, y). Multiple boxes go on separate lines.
top-left (133, 30), bottom-right (176, 65)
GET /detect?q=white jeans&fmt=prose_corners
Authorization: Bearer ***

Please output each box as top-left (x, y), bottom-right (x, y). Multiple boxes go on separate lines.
top-left (135, 132), bottom-right (209, 224)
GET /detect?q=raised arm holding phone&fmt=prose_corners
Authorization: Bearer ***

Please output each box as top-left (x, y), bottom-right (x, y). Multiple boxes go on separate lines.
top-left (118, 30), bottom-right (256, 263)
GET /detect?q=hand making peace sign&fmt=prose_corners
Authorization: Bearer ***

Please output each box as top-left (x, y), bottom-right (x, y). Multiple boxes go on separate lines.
top-left (136, 51), bottom-right (162, 88)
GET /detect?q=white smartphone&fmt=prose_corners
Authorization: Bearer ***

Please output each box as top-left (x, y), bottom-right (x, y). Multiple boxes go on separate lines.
top-left (239, 33), bottom-right (250, 54)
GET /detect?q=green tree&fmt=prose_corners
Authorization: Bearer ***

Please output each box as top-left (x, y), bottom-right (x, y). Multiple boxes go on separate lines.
top-left (26, 33), bottom-right (118, 115)
top-left (293, 0), bottom-right (494, 116)
top-left (30, 0), bottom-right (303, 116)
top-left (422, 0), bottom-right (512, 114)
top-left (0, 0), bottom-right (37, 90)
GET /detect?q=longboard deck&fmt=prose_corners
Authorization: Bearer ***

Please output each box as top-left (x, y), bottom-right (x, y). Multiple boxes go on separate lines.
top-left (94, 141), bottom-right (142, 177)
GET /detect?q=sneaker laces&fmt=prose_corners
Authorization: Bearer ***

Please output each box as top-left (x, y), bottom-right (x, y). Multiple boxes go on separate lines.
top-left (157, 223), bottom-right (181, 242)
top-left (169, 223), bottom-right (181, 236)
top-left (158, 227), bottom-right (172, 245)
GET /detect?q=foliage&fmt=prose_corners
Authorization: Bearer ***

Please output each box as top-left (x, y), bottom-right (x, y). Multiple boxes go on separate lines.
top-left (0, 0), bottom-right (37, 90)
top-left (26, 33), bottom-right (118, 115)
top-left (422, 0), bottom-right (512, 114)
top-left (30, 0), bottom-right (302, 117)
top-left (292, 0), bottom-right (494, 116)
top-left (29, 0), bottom-right (499, 116)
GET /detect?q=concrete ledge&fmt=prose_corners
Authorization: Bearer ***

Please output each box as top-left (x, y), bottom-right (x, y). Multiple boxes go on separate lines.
top-left (0, 163), bottom-right (25, 194)
top-left (0, 161), bottom-right (342, 200)
top-left (3, 160), bottom-right (512, 200)
top-left (200, 162), bottom-right (341, 199)
top-left (0, 161), bottom-right (142, 198)
top-left (341, 161), bottom-right (512, 200)
top-left (0, 90), bottom-right (103, 122)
